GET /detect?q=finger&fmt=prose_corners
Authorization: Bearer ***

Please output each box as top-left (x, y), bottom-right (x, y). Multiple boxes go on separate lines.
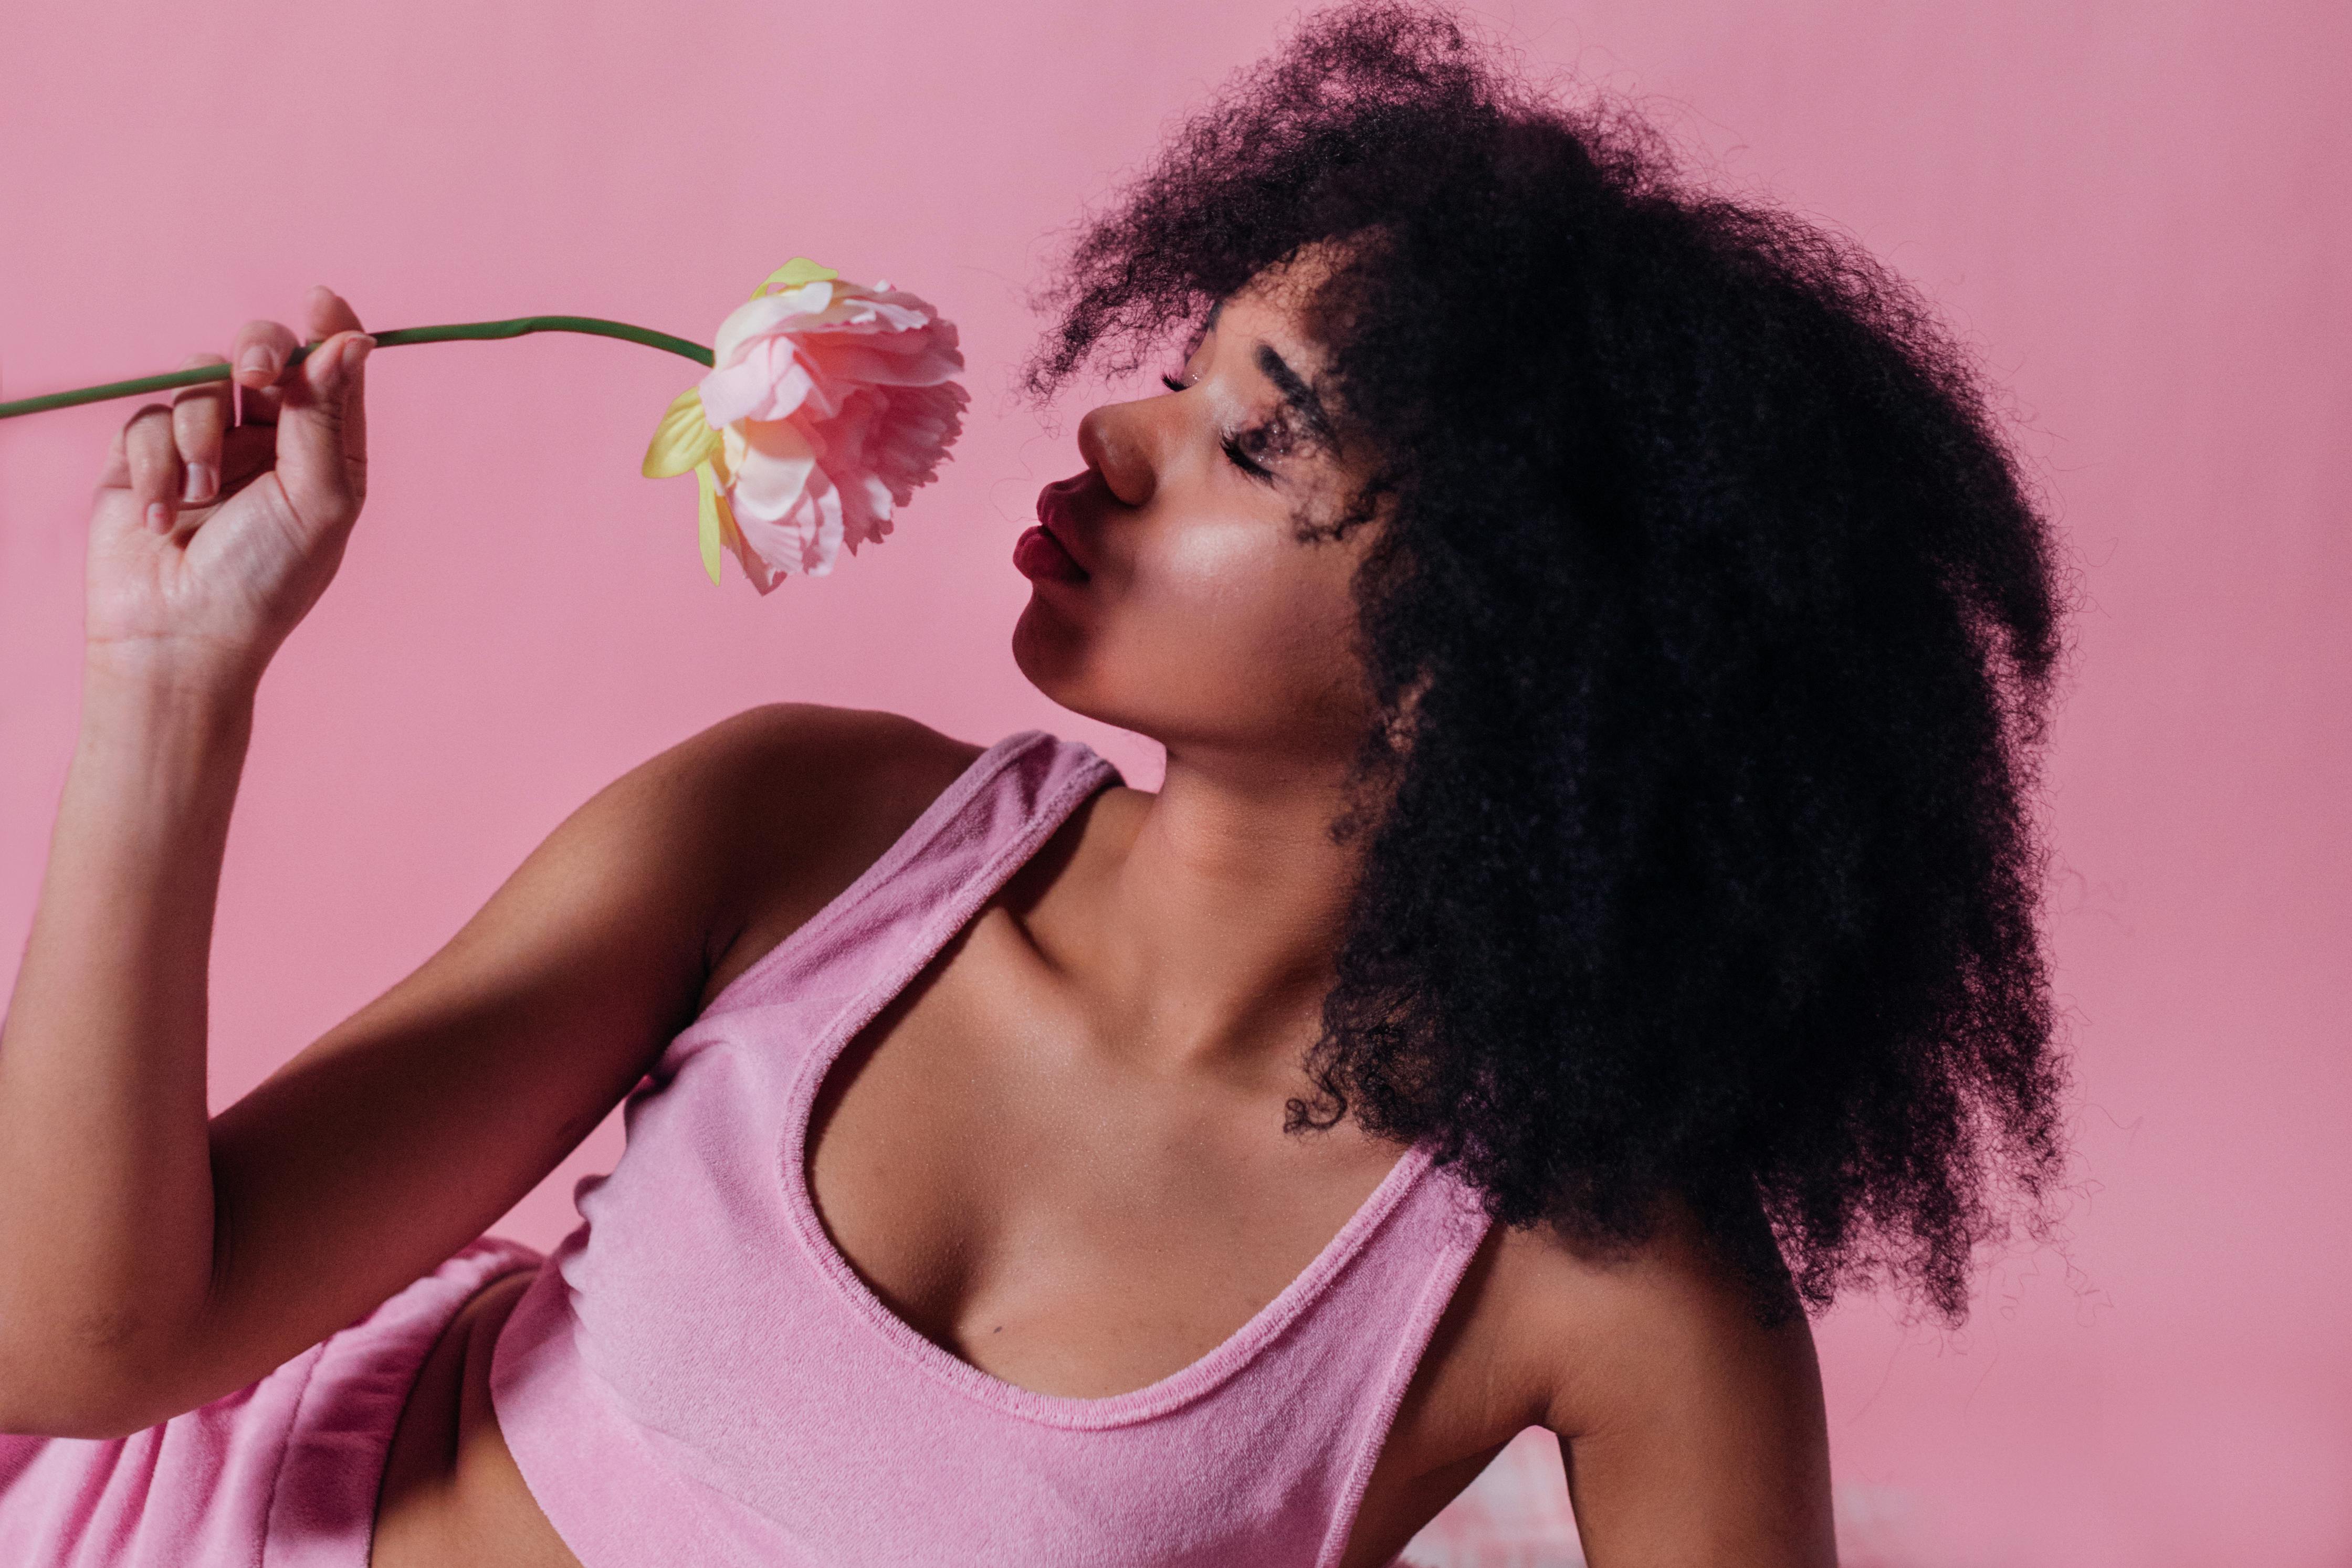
top-left (339, 326), bottom-right (371, 473)
top-left (214, 420), bottom-right (280, 499)
top-left (234, 291), bottom-right (364, 428)
top-left (122, 403), bottom-right (184, 533)
top-left (171, 353), bottom-right (232, 504)
top-left (273, 328), bottom-right (373, 532)
top-left (298, 287), bottom-right (370, 470)
top-left (303, 283), bottom-right (367, 343)
top-left (230, 317), bottom-right (301, 425)
top-left (96, 419), bottom-right (132, 492)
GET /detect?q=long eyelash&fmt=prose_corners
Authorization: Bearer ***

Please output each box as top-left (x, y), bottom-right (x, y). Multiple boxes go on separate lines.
top-left (1162, 370), bottom-right (1278, 483)
top-left (1222, 430), bottom-right (1276, 483)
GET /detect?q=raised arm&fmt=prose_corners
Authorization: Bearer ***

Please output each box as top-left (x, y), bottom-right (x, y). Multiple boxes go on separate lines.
top-left (0, 287), bottom-right (384, 1435)
top-left (0, 285), bottom-right (968, 1438)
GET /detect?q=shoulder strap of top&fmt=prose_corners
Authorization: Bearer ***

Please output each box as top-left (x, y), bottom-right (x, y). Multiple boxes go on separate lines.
top-left (691, 729), bottom-right (1117, 1022)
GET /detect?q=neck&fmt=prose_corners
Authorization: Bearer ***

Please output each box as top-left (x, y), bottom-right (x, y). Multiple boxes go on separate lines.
top-left (1065, 738), bottom-right (1371, 1083)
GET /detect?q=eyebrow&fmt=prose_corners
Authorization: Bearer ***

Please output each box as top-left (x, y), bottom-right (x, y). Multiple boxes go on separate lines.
top-left (1254, 342), bottom-right (1335, 447)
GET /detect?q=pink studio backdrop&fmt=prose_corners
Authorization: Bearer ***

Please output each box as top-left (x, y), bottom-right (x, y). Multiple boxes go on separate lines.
top-left (3, 2), bottom-right (2345, 1563)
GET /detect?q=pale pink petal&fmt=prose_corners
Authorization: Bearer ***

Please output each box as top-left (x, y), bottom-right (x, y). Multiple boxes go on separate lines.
top-left (835, 467), bottom-right (892, 555)
top-left (710, 281), bottom-right (838, 365)
top-left (699, 338), bottom-right (825, 425)
top-left (729, 486), bottom-right (844, 588)
top-left (863, 383), bottom-right (969, 503)
top-left (722, 418), bottom-right (819, 525)
top-left (815, 392), bottom-right (892, 553)
top-left (793, 334), bottom-right (964, 388)
top-left (699, 273), bottom-right (968, 587)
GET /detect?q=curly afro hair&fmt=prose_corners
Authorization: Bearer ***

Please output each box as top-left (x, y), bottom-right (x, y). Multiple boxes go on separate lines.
top-left (1021, 0), bottom-right (2073, 1327)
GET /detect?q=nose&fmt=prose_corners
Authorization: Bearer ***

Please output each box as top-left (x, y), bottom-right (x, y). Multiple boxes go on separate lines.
top-left (1076, 398), bottom-right (1158, 508)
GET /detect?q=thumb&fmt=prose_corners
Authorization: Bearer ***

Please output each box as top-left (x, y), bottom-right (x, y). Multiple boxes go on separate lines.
top-left (272, 329), bottom-right (373, 532)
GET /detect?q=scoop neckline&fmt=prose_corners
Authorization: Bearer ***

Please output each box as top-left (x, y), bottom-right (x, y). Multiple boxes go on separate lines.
top-left (771, 732), bottom-right (1432, 1431)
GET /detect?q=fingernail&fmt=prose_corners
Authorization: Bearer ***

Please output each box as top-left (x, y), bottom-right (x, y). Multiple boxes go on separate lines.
top-left (184, 461), bottom-right (217, 503)
top-left (240, 347), bottom-right (272, 381)
top-left (345, 334), bottom-right (375, 373)
top-left (146, 501), bottom-right (173, 532)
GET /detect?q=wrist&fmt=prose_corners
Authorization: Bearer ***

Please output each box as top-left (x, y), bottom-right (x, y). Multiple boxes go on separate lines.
top-left (77, 647), bottom-right (259, 775)
top-left (81, 639), bottom-right (265, 715)
top-left (48, 649), bottom-right (256, 918)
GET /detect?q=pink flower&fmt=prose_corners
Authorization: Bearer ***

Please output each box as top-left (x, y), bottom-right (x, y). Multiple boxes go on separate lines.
top-left (642, 260), bottom-right (968, 591)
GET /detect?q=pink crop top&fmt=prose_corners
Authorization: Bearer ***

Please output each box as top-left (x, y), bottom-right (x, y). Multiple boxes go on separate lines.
top-left (488, 730), bottom-right (1497, 1566)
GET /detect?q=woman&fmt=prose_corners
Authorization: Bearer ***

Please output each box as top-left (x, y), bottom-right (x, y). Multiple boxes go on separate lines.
top-left (0, 5), bottom-right (2069, 1565)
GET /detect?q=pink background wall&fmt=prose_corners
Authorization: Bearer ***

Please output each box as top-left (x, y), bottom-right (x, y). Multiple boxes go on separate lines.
top-left (3, 2), bottom-right (2345, 1562)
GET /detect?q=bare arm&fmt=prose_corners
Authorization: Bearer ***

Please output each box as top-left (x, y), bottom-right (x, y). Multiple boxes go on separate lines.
top-left (0, 661), bottom-right (249, 1432)
top-left (1520, 1203), bottom-right (1838, 1566)
top-left (0, 290), bottom-right (380, 1435)
top-left (0, 663), bottom-right (723, 1436)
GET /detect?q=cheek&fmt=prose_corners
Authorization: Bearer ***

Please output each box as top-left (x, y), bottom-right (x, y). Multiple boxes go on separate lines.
top-left (1129, 524), bottom-right (1367, 719)
top-left (1012, 508), bottom-right (1372, 752)
top-left (1148, 522), bottom-right (1347, 656)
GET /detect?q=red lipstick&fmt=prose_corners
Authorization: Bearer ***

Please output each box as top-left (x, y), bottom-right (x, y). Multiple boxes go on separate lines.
top-left (1018, 481), bottom-right (1093, 583)
top-left (1014, 523), bottom-right (1087, 583)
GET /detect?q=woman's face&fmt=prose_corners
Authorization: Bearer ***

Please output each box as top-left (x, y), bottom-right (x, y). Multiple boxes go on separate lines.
top-left (1011, 270), bottom-right (1380, 772)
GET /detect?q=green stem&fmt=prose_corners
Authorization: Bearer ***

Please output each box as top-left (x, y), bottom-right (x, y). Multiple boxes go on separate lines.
top-left (0, 316), bottom-right (713, 420)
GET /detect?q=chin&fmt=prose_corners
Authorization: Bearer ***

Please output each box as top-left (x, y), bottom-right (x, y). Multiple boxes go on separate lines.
top-left (1010, 601), bottom-right (1173, 741)
top-left (1011, 597), bottom-right (1099, 713)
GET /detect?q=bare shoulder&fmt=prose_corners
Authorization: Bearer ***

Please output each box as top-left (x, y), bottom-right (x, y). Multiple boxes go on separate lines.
top-left (1474, 1194), bottom-right (1811, 1432)
top-left (658, 704), bottom-right (986, 1004)
top-left (1471, 1194), bottom-right (1836, 1565)
top-left (658, 701), bottom-right (985, 825)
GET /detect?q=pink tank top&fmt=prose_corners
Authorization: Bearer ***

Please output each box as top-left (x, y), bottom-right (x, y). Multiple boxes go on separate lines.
top-left (489, 730), bottom-right (1496, 1566)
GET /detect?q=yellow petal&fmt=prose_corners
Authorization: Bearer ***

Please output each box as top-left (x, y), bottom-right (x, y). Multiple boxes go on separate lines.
top-left (750, 257), bottom-right (841, 299)
top-left (695, 462), bottom-right (726, 585)
top-left (715, 480), bottom-right (748, 565)
top-left (644, 386), bottom-right (722, 478)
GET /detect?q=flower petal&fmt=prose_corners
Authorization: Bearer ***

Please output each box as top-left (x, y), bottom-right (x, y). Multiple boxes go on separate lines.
top-left (694, 461), bottom-right (727, 585)
top-left (731, 464), bottom-right (843, 582)
top-left (711, 283), bottom-right (840, 367)
top-left (691, 268), bottom-right (968, 587)
top-left (643, 385), bottom-right (723, 478)
top-left (750, 257), bottom-right (840, 299)
top-left (790, 335), bottom-right (963, 388)
top-left (699, 336), bottom-right (830, 426)
top-left (723, 418), bottom-right (819, 524)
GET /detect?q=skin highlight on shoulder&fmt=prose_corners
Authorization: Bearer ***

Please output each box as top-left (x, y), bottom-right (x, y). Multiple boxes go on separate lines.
top-left (664, 703), bottom-right (990, 1012)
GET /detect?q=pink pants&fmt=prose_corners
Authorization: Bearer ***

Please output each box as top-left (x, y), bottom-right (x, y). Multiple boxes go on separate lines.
top-left (0, 1236), bottom-right (543, 1567)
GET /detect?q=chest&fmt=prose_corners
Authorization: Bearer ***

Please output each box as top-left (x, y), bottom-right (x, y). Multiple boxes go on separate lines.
top-left (803, 908), bottom-right (1416, 1403)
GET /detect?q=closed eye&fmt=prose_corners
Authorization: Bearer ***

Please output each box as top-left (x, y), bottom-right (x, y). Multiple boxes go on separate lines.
top-left (1221, 432), bottom-right (1276, 483)
top-left (1162, 370), bottom-right (1278, 485)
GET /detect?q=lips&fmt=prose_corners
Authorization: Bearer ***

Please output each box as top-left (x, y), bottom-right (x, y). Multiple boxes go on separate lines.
top-left (1035, 483), bottom-right (1091, 571)
top-left (1014, 523), bottom-right (1086, 583)
top-left (1017, 480), bottom-right (1093, 584)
